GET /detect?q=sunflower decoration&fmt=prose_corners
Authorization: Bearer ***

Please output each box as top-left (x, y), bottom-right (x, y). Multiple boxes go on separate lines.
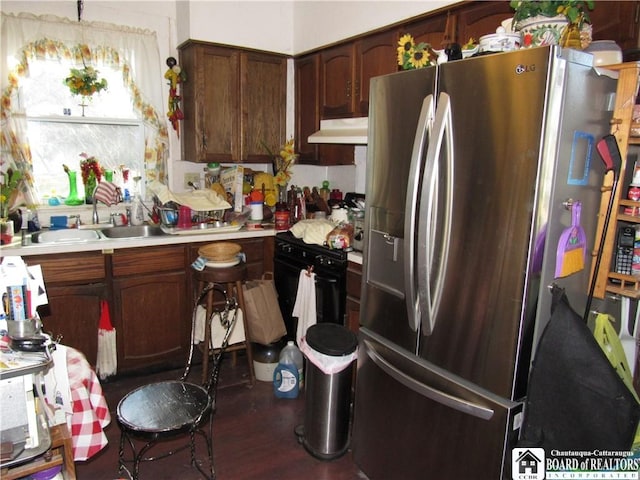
top-left (397, 34), bottom-right (434, 70)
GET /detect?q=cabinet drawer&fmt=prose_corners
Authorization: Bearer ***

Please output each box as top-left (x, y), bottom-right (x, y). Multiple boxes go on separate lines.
top-left (111, 245), bottom-right (186, 277)
top-left (25, 252), bottom-right (106, 284)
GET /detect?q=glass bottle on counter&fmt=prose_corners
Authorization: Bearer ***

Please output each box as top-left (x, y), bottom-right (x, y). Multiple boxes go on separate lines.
top-left (320, 180), bottom-right (330, 202)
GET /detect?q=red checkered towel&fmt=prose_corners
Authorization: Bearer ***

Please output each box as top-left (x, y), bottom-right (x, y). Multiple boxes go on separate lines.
top-left (93, 181), bottom-right (120, 206)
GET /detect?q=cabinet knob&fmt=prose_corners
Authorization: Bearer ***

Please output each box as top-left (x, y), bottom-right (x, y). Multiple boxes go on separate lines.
top-left (346, 80), bottom-right (351, 98)
top-left (354, 80), bottom-right (360, 99)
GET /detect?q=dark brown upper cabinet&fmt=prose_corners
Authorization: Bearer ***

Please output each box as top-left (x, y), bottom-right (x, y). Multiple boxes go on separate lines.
top-left (179, 41), bottom-right (286, 163)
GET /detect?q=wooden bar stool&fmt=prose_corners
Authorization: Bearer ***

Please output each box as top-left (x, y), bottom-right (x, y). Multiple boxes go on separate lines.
top-left (194, 263), bottom-right (255, 385)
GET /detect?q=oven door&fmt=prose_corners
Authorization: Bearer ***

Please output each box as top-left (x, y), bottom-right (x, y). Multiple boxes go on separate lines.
top-left (274, 256), bottom-right (346, 340)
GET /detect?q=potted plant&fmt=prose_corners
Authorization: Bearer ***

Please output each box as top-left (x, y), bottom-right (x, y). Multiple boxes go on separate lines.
top-left (510, 1), bottom-right (594, 48)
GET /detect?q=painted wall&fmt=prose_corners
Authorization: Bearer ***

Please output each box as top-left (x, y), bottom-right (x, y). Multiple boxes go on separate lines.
top-left (2, 0), bottom-right (459, 194)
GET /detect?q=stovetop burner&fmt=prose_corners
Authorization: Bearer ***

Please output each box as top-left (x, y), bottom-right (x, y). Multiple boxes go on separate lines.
top-left (275, 232), bottom-right (347, 273)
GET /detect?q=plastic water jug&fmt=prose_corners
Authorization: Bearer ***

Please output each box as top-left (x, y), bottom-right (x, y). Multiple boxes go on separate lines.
top-left (273, 341), bottom-right (303, 398)
top-left (279, 341), bottom-right (303, 388)
top-left (273, 363), bottom-right (299, 399)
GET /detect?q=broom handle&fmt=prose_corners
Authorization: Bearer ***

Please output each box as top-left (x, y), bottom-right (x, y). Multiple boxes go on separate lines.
top-left (584, 135), bottom-right (622, 323)
top-left (584, 174), bottom-right (617, 323)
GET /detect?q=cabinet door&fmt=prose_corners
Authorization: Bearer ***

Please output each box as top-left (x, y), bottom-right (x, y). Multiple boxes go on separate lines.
top-left (25, 251), bottom-right (106, 366)
top-left (590, 1), bottom-right (639, 51)
top-left (321, 43), bottom-right (356, 118)
top-left (41, 283), bottom-right (104, 366)
top-left (455, 1), bottom-right (514, 45)
top-left (401, 12), bottom-right (450, 55)
top-left (180, 42), bottom-right (240, 163)
top-left (295, 54), bottom-right (320, 164)
top-left (113, 271), bottom-right (188, 372)
top-left (355, 30), bottom-right (399, 116)
top-left (241, 52), bottom-right (287, 163)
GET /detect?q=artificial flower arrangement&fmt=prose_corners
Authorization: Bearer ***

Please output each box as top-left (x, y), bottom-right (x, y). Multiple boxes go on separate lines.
top-left (64, 65), bottom-right (108, 99)
top-left (510, 0), bottom-right (594, 27)
top-left (164, 56), bottom-right (187, 137)
top-left (510, 0), bottom-right (594, 49)
top-left (271, 138), bottom-right (297, 187)
top-left (1, 167), bottom-right (23, 219)
top-left (397, 34), bottom-right (435, 70)
top-left (79, 153), bottom-right (103, 200)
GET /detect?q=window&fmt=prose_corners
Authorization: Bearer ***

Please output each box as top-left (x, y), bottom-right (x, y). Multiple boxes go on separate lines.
top-left (23, 58), bottom-right (146, 202)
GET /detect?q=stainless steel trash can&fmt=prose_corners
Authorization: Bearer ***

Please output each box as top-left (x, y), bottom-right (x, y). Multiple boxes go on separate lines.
top-left (297, 323), bottom-right (358, 460)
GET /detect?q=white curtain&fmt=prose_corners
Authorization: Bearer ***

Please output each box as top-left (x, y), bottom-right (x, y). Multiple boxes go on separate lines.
top-left (0, 12), bottom-right (169, 207)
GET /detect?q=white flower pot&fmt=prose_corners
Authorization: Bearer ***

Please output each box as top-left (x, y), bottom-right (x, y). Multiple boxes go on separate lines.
top-left (516, 14), bottom-right (569, 47)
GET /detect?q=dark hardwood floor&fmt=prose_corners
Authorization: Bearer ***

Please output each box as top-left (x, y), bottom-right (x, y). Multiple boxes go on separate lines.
top-left (75, 356), bottom-right (368, 479)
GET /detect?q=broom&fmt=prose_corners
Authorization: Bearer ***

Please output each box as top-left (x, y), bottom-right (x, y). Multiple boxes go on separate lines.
top-left (96, 299), bottom-right (117, 379)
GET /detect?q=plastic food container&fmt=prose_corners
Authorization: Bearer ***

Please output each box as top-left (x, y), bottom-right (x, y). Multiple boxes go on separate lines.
top-left (585, 40), bottom-right (622, 66)
top-left (479, 31), bottom-right (521, 53)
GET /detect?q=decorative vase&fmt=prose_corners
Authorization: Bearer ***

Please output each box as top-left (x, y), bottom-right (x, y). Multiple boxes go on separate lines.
top-left (84, 173), bottom-right (97, 204)
top-left (64, 170), bottom-right (84, 206)
top-left (517, 15), bottom-right (569, 47)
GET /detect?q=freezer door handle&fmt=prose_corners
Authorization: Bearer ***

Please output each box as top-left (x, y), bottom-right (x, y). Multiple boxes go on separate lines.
top-left (404, 94), bottom-right (435, 332)
top-left (417, 92), bottom-right (454, 335)
top-left (364, 339), bottom-right (494, 420)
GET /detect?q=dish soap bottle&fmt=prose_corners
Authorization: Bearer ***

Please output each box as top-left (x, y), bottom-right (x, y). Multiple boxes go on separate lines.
top-left (130, 176), bottom-right (145, 226)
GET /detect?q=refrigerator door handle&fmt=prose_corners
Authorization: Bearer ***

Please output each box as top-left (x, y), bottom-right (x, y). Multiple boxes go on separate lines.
top-left (404, 94), bottom-right (435, 332)
top-left (417, 92), bottom-right (454, 336)
top-left (364, 339), bottom-right (494, 420)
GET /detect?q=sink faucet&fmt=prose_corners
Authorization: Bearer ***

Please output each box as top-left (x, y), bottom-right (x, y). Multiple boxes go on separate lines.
top-left (68, 215), bottom-right (81, 228)
top-left (92, 194), bottom-right (100, 225)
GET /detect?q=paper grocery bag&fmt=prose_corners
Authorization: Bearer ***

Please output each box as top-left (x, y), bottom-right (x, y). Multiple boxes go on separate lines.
top-left (242, 278), bottom-right (287, 345)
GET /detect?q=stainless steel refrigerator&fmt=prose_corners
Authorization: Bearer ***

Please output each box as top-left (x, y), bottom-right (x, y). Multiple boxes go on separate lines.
top-left (352, 46), bottom-right (618, 479)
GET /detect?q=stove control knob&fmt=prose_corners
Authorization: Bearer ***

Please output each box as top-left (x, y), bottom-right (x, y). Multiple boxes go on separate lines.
top-left (316, 255), bottom-right (331, 267)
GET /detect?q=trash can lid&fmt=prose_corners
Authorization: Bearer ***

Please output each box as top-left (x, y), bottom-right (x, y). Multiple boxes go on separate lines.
top-left (306, 323), bottom-right (358, 356)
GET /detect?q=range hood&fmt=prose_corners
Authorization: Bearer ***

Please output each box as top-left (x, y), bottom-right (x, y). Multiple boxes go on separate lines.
top-left (308, 117), bottom-right (368, 145)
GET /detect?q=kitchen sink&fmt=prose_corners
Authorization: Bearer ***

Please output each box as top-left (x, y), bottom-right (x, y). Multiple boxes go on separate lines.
top-left (32, 229), bottom-right (103, 244)
top-left (100, 225), bottom-right (166, 239)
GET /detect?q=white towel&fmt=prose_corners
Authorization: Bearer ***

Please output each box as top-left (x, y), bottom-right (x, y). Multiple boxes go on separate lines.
top-left (194, 305), bottom-right (245, 348)
top-left (293, 270), bottom-right (317, 345)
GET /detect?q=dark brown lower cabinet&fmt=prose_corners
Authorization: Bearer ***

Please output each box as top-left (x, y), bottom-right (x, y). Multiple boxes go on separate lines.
top-left (23, 236), bottom-right (274, 375)
top-left (42, 283), bottom-right (103, 365)
top-left (113, 270), bottom-right (188, 372)
top-left (111, 245), bottom-right (189, 373)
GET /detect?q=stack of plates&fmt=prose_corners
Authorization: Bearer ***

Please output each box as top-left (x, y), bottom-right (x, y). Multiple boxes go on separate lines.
top-left (205, 257), bottom-right (241, 269)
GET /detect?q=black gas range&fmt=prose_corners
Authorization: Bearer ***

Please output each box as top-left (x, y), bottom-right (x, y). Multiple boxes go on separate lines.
top-left (273, 232), bottom-right (348, 339)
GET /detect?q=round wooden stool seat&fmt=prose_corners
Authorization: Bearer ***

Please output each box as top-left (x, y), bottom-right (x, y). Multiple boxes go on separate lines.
top-left (193, 263), bottom-right (255, 385)
top-left (194, 262), bottom-right (247, 284)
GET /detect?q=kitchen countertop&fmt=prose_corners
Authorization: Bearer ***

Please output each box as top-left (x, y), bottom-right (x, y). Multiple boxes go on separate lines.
top-left (1, 225), bottom-right (277, 257)
top-left (347, 251), bottom-right (363, 265)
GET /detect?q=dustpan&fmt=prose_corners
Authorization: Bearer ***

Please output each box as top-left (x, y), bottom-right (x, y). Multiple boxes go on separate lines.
top-left (554, 201), bottom-right (586, 278)
top-left (96, 299), bottom-right (117, 379)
